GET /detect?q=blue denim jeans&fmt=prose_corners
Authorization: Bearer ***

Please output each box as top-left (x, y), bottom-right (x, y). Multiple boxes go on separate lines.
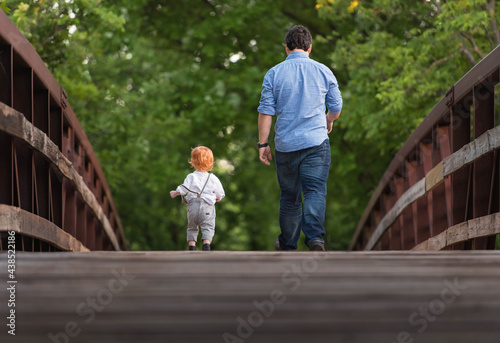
top-left (275, 139), bottom-right (331, 250)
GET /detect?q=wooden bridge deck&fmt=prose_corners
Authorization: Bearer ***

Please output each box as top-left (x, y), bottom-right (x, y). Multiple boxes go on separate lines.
top-left (2, 251), bottom-right (500, 343)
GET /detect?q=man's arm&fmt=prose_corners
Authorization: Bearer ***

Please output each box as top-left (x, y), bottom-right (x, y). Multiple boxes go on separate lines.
top-left (258, 113), bottom-right (273, 166)
top-left (326, 111), bottom-right (341, 134)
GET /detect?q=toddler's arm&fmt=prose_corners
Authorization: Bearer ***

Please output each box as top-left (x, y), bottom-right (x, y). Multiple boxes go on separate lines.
top-left (170, 191), bottom-right (180, 198)
top-left (214, 177), bottom-right (225, 203)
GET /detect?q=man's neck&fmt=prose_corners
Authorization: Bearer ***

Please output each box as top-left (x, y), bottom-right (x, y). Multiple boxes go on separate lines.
top-left (285, 46), bottom-right (311, 56)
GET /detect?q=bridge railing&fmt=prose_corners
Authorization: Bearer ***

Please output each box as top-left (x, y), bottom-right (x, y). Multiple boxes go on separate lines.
top-left (0, 11), bottom-right (127, 251)
top-left (350, 44), bottom-right (500, 251)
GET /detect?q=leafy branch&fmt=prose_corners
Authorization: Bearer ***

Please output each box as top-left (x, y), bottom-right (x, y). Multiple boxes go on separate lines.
top-left (486, 0), bottom-right (500, 45)
top-left (0, 1), bottom-right (11, 14)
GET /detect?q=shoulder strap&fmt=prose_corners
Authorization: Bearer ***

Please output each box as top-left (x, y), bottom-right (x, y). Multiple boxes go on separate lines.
top-left (179, 184), bottom-right (196, 194)
top-left (199, 173), bottom-right (211, 197)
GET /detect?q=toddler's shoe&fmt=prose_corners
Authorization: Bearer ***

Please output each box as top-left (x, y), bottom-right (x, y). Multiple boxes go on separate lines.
top-left (202, 243), bottom-right (211, 251)
top-left (189, 246), bottom-right (196, 251)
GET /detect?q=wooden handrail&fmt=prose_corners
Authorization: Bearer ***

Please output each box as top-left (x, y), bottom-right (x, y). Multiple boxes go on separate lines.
top-left (0, 205), bottom-right (90, 252)
top-left (412, 212), bottom-right (500, 251)
top-left (364, 125), bottom-right (500, 250)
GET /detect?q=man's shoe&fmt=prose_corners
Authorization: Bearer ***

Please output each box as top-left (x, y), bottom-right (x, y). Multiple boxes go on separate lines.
top-left (274, 239), bottom-right (282, 251)
top-left (188, 246), bottom-right (196, 251)
top-left (309, 242), bottom-right (325, 251)
top-left (202, 243), bottom-right (211, 251)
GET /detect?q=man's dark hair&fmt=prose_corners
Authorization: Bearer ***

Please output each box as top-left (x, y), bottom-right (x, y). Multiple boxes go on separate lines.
top-left (284, 25), bottom-right (312, 51)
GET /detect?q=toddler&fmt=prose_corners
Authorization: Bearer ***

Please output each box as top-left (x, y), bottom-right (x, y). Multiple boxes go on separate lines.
top-left (170, 146), bottom-right (225, 251)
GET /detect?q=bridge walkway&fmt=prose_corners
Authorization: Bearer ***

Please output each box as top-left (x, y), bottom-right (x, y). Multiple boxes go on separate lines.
top-left (2, 251), bottom-right (500, 342)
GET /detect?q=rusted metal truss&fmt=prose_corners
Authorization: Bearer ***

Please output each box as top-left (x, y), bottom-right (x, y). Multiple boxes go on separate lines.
top-left (0, 11), bottom-right (127, 251)
top-left (351, 45), bottom-right (500, 251)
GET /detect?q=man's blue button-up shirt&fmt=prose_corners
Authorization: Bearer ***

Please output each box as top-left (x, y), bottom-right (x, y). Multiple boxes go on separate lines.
top-left (258, 51), bottom-right (342, 152)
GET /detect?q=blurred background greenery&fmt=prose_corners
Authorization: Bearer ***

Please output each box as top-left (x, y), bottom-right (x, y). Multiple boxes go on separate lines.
top-left (4, 0), bottom-right (499, 250)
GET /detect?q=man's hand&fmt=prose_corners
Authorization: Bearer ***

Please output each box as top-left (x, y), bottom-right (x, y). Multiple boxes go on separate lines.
top-left (258, 113), bottom-right (273, 165)
top-left (327, 119), bottom-right (334, 134)
top-left (326, 111), bottom-right (341, 134)
top-left (259, 146), bottom-right (273, 166)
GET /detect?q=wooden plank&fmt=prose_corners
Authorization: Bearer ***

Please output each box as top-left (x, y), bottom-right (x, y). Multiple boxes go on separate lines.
top-left (468, 213), bottom-right (500, 239)
top-left (411, 240), bottom-right (428, 251)
top-left (427, 230), bottom-right (447, 251)
top-left (431, 131), bottom-right (449, 237)
top-left (438, 126), bottom-right (453, 229)
top-left (392, 179), bottom-right (404, 250)
top-left (0, 204), bottom-right (89, 251)
top-left (2, 251), bottom-right (500, 343)
top-left (365, 179), bottom-right (425, 250)
top-left (425, 161), bottom-right (444, 192)
top-left (413, 212), bottom-right (500, 250)
top-left (446, 222), bottom-right (468, 246)
top-left (0, 44), bottom-right (12, 106)
top-left (421, 143), bottom-right (436, 238)
top-left (401, 166), bottom-right (416, 249)
top-left (0, 131), bottom-right (11, 205)
top-left (472, 82), bottom-right (496, 249)
top-left (407, 161), bottom-right (419, 245)
top-left (443, 125), bottom-right (500, 176)
top-left (450, 102), bottom-right (470, 249)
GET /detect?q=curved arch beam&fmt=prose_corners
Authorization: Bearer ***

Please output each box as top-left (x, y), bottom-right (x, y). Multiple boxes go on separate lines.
top-left (0, 204), bottom-right (89, 252)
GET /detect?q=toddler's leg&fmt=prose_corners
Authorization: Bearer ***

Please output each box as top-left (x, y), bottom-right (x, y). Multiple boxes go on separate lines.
top-left (200, 228), bottom-right (214, 243)
top-left (188, 239), bottom-right (197, 251)
top-left (200, 229), bottom-right (212, 251)
top-left (186, 227), bottom-right (199, 243)
top-left (201, 238), bottom-right (211, 251)
top-left (186, 201), bottom-right (201, 250)
top-left (200, 204), bottom-right (216, 250)
top-left (187, 229), bottom-right (198, 251)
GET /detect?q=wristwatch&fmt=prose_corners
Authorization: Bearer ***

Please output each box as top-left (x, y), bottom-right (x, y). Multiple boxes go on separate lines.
top-left (257, 142), bottom-right (269, 149)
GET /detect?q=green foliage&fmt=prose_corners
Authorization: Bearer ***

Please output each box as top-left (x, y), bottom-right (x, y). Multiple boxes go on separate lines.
top-left (5, 0), bottom-right (499, 251)
top-left (0, 1), bottom-right (10, 14)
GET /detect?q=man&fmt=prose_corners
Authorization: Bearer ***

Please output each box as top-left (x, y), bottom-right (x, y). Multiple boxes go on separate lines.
top-left (257, 25), bottom-right (342, 251)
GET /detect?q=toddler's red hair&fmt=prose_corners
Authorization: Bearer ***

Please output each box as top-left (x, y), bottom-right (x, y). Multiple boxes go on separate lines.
top-left (189, 146), bottom-right (214, 172)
